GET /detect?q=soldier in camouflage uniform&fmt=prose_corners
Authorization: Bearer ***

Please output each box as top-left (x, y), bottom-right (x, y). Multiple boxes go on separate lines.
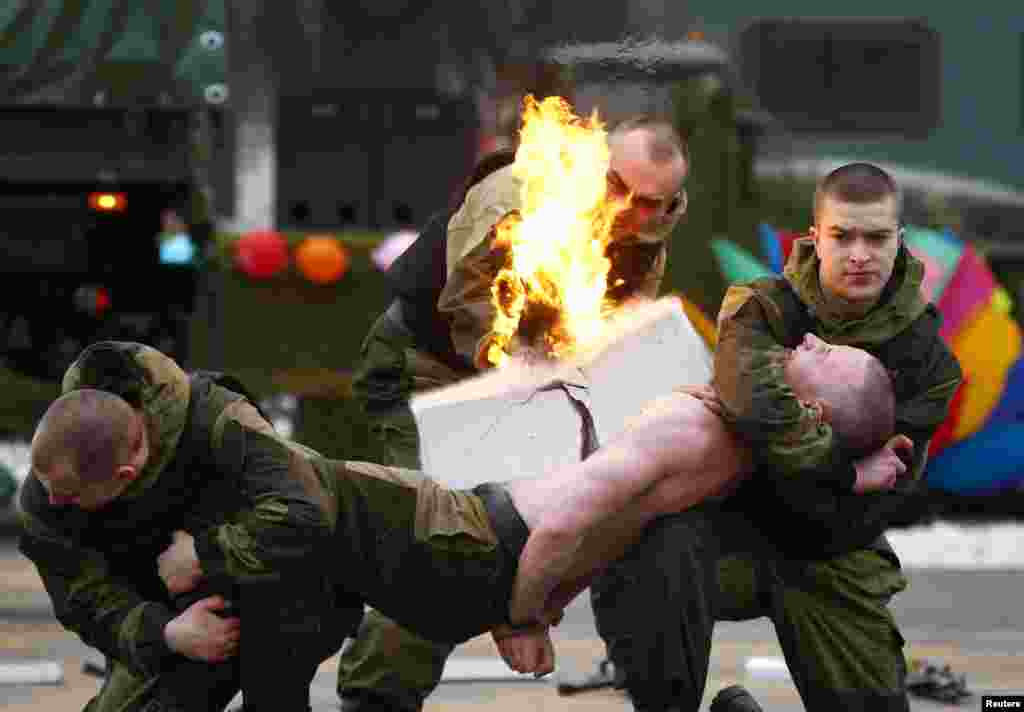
top-left (19, 318), bottom-right (766, 712)
top-left (591, 163), bottom-right (962, 712)
top-left (23, 341), bottom-right (558, 711)
top-left (20, 341), bottom-right (356, 712)
top-left (340, 117), bottom-right (689, 712)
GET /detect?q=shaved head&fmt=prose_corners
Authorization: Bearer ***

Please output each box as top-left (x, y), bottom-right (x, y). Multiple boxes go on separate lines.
top-left (784, 334), bottom-right (895, 456)
top-left (609, 115), bottom-right (688, 166)
top-left (32, 389), bottom-right (143, 486)
top-left (813, 352), bottom-right (895, 456)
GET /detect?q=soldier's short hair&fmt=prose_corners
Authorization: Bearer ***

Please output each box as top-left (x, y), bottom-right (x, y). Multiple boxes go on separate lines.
top-left (814, 162), bottom-right (902, 222)
top-left (34, 389), bottom-right (141, 484)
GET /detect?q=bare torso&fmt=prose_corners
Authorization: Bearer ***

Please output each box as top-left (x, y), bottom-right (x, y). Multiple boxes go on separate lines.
top-left (504, 392), bottom-right (752, 613)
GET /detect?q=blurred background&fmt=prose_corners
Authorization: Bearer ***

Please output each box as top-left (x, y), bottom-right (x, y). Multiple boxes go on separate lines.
top-left (2, 1), bottom-right (1023, 525)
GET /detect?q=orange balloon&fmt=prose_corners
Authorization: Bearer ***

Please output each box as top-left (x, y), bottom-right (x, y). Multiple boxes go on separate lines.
top-left (295, 235), bottom-right (349, 285)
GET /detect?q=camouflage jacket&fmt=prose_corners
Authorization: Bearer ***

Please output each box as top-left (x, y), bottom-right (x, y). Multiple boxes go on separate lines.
top-left (18, 342), bottom-right (351, 677)
top-left (714, 239), bottom-right (962, 556)
top-left (439, 163), bottom-right (680, 369)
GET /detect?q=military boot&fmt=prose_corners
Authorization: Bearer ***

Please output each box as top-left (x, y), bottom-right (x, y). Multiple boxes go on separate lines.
top-left (709, 685), bottom-right (764, 712)
top-left (339, 691), bottom-right (418, 712)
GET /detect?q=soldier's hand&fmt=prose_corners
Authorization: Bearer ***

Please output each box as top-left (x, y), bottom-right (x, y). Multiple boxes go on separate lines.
top-left (158, 530), bottom-right (203, 595)
top-left (852, 435), bottom-right (914, 493)
top-left (674, 383), bottom-right (725, 416)
top-left (492, 624), bottom-right (555, 676)
top-left (164, 595), bottom-right (241, 662)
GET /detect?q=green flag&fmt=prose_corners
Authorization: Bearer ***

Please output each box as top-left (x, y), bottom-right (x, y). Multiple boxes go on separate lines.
top-left (710, 237), bottom-right (774, 285)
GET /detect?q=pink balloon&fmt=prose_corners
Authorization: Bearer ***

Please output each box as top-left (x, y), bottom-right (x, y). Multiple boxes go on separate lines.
top-left (235, 230), bottom-right (289, 279)
top-left (371, 230), bottom-right (419, 272)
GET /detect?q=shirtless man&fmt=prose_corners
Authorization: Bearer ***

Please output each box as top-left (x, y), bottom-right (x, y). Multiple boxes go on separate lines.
top-left (24, 337), bottom-right (907, 710)
top-left (494, 333), bottom-right (910, 672)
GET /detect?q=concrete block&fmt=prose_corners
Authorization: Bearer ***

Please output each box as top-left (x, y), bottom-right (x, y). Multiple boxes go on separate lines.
top-left (412, 297), bottom-right (712, 488)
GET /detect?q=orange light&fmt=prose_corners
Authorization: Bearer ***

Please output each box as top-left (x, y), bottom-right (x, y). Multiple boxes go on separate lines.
top-left (687, 30), bottom-right (706, 41)
top-left (88, 192), bottom-right (126, 212)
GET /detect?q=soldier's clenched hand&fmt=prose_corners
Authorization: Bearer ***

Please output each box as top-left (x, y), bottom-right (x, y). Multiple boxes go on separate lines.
top-left (164, 595), bottom-right (241, 662)
top-left (852, 435), bottom-right (914, 493)
top-left (492, 624), bottom-right (555, 676)
top-left (158, 530), bottom-right (203, 595)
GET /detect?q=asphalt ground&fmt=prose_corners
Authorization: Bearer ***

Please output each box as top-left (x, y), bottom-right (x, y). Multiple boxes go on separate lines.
top-left (2, 535), bottom-right (1022, 711)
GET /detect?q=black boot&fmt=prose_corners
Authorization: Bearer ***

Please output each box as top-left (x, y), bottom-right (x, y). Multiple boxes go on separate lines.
top-left (339, 691), bottom-right (418, 712)
top-left (710, 685), bottom-right (764, 712)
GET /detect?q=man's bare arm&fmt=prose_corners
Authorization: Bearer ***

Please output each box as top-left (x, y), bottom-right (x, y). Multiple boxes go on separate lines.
top-left (508, 441), bottom-right (659, 623)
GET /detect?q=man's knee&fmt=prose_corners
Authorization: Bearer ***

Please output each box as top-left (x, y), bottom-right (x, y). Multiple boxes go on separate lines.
top-left (774, 550), bottom-right (909, 696)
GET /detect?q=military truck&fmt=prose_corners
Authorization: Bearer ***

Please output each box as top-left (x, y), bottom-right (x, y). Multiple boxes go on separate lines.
top-left (0, 106), bottom-right (207, 380)
top-left (1, 1), bottom-right (227, 382)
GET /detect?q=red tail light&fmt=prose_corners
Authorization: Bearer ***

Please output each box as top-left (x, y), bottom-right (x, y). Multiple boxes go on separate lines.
top-left (74, 285), bottom-right (112, 317)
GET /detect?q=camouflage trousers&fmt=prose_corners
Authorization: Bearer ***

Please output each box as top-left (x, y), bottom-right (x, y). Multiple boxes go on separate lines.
top-left (84, 582), bottom-right (351, 712)
top-left (333, 401), bottom-right (456, 712)
top-left (83, 658), bottom-right (237, 712)
top-left (338, 308), bottom-right (466, 712)
top-left (592, 504), bottom-right (910, 712)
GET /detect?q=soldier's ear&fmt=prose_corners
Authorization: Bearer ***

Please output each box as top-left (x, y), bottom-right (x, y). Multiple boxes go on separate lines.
top-left (809, 226), bottom-right (822, 258)
top-left (114, 464), bottom-right (140, 484)
top-left (115, 417), bottom-right (148, 484)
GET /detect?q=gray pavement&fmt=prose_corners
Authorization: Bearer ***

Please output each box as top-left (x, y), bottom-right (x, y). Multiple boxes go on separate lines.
top-left (3, 534), bottom-right (1022, 710)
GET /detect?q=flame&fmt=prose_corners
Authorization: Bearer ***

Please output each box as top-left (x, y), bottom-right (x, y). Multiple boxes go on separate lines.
top-left (486, 95), bottom-right (628, 367)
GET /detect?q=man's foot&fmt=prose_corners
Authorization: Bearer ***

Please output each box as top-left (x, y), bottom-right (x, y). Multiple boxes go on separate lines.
top-left (339, 691), bottom-right (418, 712)
top-left (709, 685), bottom-right (764, 712)
top-left (556, 658), bottom-right (626, 695)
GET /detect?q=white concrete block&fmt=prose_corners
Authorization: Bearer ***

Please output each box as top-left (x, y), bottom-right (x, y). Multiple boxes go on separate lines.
top-left (412, 297), bottom-right (712, 488)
